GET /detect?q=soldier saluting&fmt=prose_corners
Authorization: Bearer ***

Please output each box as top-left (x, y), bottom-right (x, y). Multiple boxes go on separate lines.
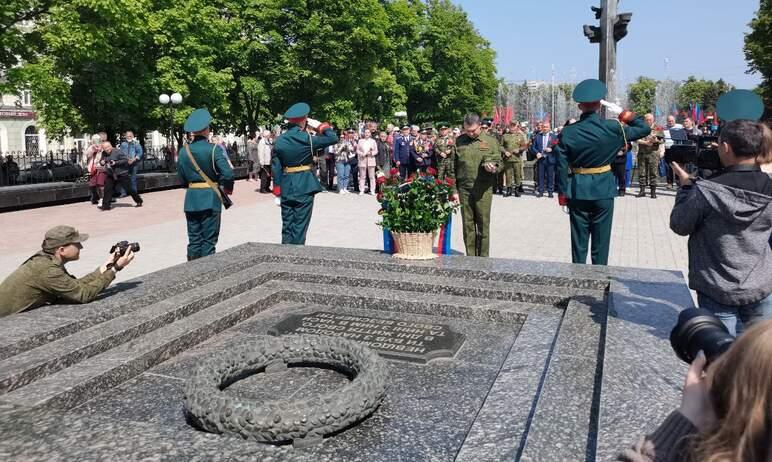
top-left (178, 109), bottom-right (235, 261)
top-left (555, 79), bottom-right (650, 265)
top-left (272, 102), bottom-right (339, 245)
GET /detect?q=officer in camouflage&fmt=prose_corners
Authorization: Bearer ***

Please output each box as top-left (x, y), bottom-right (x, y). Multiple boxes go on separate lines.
top-left (178, 108), bottom-right (235, 261)
top-left (635, 113), bottom-right (663, 199)
top-left (0, 225), bottom-right (136, 317)
top-left (500, 121), bottom-right (529, 197)
top-left (556, 79), bottom-right (651, 265)
top-left (272, 102), bottom-right (339, 245)
top-left (446, 113), bottom-right (502, 257)
top-left (434, 122), bottom-right (456, 180)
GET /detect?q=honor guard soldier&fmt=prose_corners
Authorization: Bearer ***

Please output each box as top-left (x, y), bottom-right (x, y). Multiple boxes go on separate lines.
top-left (272, 102), bottom-right (339, 245)
top-left (434, 122), bottom-right (456, 180)
top-left (178, 109), bottom-right (234, 261)
top-left (556, 79), bottom-right (650, 265)
top-left (447, 113), bottom-right (502, 257)
top-left (500, 121), bottom-right (529, 197)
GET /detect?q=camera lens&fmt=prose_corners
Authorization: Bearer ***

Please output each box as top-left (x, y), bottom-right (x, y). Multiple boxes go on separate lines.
top-left (130, 242), bottom-right (140, 253)
top-left (670, 308), bottom-right (734, 364)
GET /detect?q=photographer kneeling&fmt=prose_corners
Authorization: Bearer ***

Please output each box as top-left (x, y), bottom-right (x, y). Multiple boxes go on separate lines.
top-left (0, 226), bottom-right (135, 317)
top-left (669, 117), bottom-right (772, 336)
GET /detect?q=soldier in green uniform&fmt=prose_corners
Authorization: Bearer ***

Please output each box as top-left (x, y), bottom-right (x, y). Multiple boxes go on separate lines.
top-left (177, 108), bottom-right (235, 261)
top-left (434, 123), bottom-right (456, 180)
top-left (500, 121), bottom-right (529, 197)
top-left (446, 113), bottom-right (501, 257)
top-left (0, 225), bottom-right (136, 317)
top-left (272, 102), bottom-right (339, 245)
top-left (635, 113), bottom-right (663, 199)
top-left (556, 79), bottom-right (651, 265)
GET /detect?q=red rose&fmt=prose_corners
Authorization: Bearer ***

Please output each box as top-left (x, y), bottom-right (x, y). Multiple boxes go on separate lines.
top-left (390, 167), bottom-right (398, 176)
top-left (376, 176), bottom-right (386, 185)
top-left (445, 178), bottom-right (455, 186)
top-left (376, 192), bottom-right (384, 201)
top-left (427, 167), bottom-right (438, 176)
top-left (551, 139), bottom-right (558, 146)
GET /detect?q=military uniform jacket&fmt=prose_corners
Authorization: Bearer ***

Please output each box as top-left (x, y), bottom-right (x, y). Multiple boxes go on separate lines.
top-left (272, 125), bottom-right (338, 201)
top-left (556, 112), bottom-right (650, 200)
top-left (636, 126), bottom-right (664, 157)
top-left (500, 133), bottom-right (528, 163)
top-left (0, 252), bottom-right (116, 317)
top-left (447, 133), bottom-right (501, 193)
top-left (177, 136), bottom-right (235, 213)
top-left (434, 136), bottom-right (456, 164)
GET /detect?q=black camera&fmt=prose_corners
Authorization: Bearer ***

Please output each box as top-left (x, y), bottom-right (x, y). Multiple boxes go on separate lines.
top-left (109, 241), bottom-right (140, 256)
top-left (670, 308), bottom-right (734, 364)
top-left (663, 135), bottom-right (722, 174)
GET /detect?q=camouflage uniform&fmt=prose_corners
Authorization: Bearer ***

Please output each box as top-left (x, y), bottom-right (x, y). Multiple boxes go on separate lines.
top-left (636, 126), bottom-right (663, 198)
top-left (434, 134), bottom-right (456, 180)
top-left (500, 131), bottom-right (528, 196)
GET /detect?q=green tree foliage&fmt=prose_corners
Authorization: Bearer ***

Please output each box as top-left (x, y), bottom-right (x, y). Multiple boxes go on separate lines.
top-left (6, 0), bottom-right (497, 138)
top-left (744, 0), bottom-right (771, 113)
top-left (677, 76), bottom-right (733, 113)
top-left (0, 0), bottom-right (52, 76)
top-left (627, 77), bottom-right (657, 115)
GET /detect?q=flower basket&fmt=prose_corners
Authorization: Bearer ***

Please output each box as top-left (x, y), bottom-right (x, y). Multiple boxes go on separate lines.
top-left (391, 231), bottom-right (436, 260)
top-left (376, 167), bottom-right (459, 259)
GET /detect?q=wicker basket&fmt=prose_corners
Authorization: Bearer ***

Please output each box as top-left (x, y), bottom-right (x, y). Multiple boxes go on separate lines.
top-left (391, 231), bottom-right (436, 260)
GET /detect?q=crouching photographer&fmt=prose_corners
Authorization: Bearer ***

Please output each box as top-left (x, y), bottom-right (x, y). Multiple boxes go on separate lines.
top-left (668, 90), bottom-right (772, 337)
top-left (0, 226), bottom-right (136, 317)
top-left (619, 317), bottom-right (772, 461)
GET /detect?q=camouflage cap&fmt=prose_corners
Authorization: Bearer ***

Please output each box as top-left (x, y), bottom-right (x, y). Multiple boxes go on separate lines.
top-left (42, 225), bottom-right (89, 252)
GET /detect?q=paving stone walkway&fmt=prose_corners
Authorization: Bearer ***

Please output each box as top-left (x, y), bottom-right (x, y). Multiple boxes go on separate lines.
top-left (0, 181), bottom-right (689, 283)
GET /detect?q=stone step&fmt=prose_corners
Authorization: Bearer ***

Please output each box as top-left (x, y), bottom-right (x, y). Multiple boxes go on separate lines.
top-left (0, 287), bottom-right (284, 410)
top-left (0, 266), bottom-right (276, 395)
top-left (0, 250), bottom-right (264, 361)
top-left (267, 263), bottom-right (603, 307)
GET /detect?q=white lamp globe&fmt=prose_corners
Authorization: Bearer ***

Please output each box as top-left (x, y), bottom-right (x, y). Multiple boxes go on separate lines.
top-left (170, 93), bottom-right (183, 105)
top-left (159, 94), bottom-right (170, 105)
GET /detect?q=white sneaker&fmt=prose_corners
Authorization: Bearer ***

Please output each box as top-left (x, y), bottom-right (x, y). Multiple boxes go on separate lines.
top-left (359, 192), bottom-right (364, 196)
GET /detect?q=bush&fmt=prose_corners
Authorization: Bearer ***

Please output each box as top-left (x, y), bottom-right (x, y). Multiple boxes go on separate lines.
top-left (376, 167), bottom-right (458, 233)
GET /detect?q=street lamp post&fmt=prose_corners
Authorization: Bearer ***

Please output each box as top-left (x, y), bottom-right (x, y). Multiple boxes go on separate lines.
top-left (159, 92), bottom-right (183, 151)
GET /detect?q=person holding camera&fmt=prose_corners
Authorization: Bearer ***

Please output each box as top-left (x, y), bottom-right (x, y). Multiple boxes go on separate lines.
top-left (99, 141), bottom-right (144, 210)
top-left (669, 90), bottom-right (772, 337)
top-left (0, 226), bottom-right (136, 317)
top-left (619, 319), bottom-right (772, 461)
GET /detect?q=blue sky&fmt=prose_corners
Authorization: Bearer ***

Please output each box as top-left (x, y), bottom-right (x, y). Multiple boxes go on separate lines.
top-left (454, 0), bottom-right (762, 89)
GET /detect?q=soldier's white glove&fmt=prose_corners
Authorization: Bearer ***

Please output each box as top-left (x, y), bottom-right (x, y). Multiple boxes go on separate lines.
top-left (274, 197), bottom-right (281, 206)
top-left (306, 118), bottom-right (321, 129)
top-left (600, 100), bottom-right (623, 116)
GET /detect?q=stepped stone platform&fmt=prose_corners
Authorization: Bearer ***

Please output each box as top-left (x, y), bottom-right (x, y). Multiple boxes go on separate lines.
top-left (0, 244), bottom-right (692, 461)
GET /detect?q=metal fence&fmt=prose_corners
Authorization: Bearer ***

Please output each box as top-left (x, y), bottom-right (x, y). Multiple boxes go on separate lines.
top-left (0, 146), bottom-right (246, 187)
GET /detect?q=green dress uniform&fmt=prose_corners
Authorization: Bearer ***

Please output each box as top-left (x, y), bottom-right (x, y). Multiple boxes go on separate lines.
top-left (272, 103), bottom-right (339, 245)
top-left (556, 79), bottom-right (650, 265)
top-left (177, 109), bottom-right (235, 261)
top-left (434, 126), bottom-right (456, 180)
top-left (500, 130), bottom-right (528, 195)
top-left (447, 131), bottom-right (501, 257)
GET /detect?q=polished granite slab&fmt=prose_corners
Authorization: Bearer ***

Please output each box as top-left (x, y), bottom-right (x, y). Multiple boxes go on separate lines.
top-left (0, 243), bottom-right (692, 461)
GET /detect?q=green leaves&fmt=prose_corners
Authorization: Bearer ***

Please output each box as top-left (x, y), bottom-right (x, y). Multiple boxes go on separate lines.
top-left (745, 0), bottom-right (771, 112)
top-left (378, 174), bottom-right (459, 233)
top-left (3, 0), bottom-right (497, 139)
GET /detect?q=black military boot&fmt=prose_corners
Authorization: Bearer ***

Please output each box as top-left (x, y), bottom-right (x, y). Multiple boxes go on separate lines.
top-left (514, 187), bottom-right (521, 197)
top-left (618, 188), bottom-right (625, 197)
top-left (636, 187), bottom-right (646, 198)
top-left (650, 186), bottom-right (657, 199)
top-left (504, 187), bottom-right (512, 197)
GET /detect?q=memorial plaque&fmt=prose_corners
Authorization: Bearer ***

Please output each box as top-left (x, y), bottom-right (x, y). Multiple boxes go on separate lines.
top-left (269, 311), bottom-right (466, 364)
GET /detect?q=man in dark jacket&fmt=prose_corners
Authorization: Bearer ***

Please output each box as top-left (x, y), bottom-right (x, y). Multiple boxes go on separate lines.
top-left (670, 90), bottom-right (772, 336)
top-left (99, 141), bottom-right (143, 210)
top-left (392, 125), bottom-right (413, 180)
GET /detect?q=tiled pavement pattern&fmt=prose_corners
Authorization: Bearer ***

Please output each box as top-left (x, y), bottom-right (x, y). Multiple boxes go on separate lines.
top-left (0, 181), bottom-right (689, 284)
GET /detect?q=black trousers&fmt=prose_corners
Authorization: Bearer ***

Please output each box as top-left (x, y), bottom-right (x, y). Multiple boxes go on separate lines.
top-left (612, 159), bottom-right (627, 190)
top-left (350, 163), bottom-right (359, 191)
top-left (103, 175), bottom-right (142, 209)
top-left (258, 164), bottom-right (271, 192)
